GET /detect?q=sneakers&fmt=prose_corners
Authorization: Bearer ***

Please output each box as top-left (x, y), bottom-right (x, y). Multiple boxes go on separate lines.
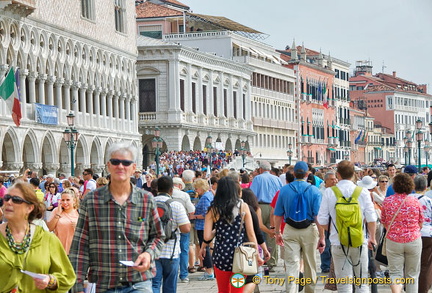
top-left (180, 278), bottom-right (189, 283)
top-left (198, 272), bottom-right (215, 281)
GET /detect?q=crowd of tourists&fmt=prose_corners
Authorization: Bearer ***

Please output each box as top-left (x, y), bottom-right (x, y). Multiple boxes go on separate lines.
top-left (1, 146), bottom-right (432, 293)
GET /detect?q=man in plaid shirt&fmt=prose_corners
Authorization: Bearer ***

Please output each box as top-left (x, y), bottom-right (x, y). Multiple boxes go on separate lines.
top-left (69, 143), bottom-right (164, 293)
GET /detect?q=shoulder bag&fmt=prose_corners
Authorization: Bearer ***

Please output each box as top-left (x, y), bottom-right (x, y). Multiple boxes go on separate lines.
top-left (375, 196), bottom-right (407, 265)
top-left (232, 208), bottom-right (258, 275)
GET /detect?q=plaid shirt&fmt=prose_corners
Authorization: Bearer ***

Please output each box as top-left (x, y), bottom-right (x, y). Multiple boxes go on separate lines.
top-left (69, 184), bottom-right (164, 292)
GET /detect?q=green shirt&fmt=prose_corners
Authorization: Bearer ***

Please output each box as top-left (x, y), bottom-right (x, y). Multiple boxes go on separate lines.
top-left (0, 225), bottom-right (76, 293)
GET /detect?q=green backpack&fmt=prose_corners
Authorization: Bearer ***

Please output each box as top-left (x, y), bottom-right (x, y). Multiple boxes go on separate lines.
top-left (332, 186), bottom-right (364, 248)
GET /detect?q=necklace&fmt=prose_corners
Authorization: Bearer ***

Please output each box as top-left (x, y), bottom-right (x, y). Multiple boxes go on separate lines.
top-left (6, 224), bottom-right (31, 254)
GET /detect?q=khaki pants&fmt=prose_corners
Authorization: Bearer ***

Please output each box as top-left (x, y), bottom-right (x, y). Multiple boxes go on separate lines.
top-left (387, 237), bottom-right (422, 293)
top-left (282, 223), bottom-right (318, 293)
top-left (260, 203), bottom-right (278, 267)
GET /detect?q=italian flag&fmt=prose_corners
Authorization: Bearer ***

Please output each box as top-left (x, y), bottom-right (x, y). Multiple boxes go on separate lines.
top-left (0, 67), bottom-right (22, 126)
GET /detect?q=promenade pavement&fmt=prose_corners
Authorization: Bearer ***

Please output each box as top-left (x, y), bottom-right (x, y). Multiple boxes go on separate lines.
top-left (177, 256), bottom-right (394, 293)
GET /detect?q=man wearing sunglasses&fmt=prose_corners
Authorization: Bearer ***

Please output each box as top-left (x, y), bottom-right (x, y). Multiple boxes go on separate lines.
top-left (69, 143), bottom-right (164, 293)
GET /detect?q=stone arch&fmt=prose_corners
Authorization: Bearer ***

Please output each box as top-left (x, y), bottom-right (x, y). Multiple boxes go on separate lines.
top-left (20, 24), bottom-right (31, 53)
top-left (234, 139), bottom-right (242, 151)
top-left (17, 50), bottom-right (25, 69)
top-left (29, 27), bottom-right (39, 56)
top-left (104, 138), bottom-right (115, 165)
top-left (225, 138), bottom-right (232, 152)
top-left (9, 20), bottom-right (20, 51)
top-left (22, 129), bottom-right (39, 170)
top-left (57, 36), bottom-right (66, 63)
top-left (1, 128), bottom-right (20, 170)
top-left (193, 137), bottom-right (201, 151)
top-left (90, 136), bottom-right (103, 171)
top-left (181, 135), bottom-right (191, 151)
top-left (75, 135), bottom-right (89, 176)
top-left (6, 45), bottom-right (15, 66)
top-left (40, 131), bottom-right (58, 174)
top-left (59, 138), bottom-right (70, 175)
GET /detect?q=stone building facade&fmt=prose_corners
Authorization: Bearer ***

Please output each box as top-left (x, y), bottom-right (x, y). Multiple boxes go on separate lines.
top-left (0, 0), bottom-right (141, 176)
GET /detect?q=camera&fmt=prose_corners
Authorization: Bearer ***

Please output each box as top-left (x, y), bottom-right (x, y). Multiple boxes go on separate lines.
top-left (27, 171), bottom-right (32, 176)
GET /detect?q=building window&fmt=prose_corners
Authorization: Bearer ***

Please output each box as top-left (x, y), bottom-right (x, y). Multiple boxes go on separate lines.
top-left (191, 82), bottom-right (196, 114)
top-left (81, 0), bottom-right (95, 20)
top-left (138, 79), bottom-right (156, 112)
top-left (213, 87), bottom-right (217, 116)
top-left (114, 0), bottom-right (126, 33)
top-left (223, 89), bottom-right (227, 117)
top-left (180, 79), bottom-right (185, 112)
top-left (202, 85), bottom-right (207, 115)
top-left (233, 91), bottom-right (237, 119)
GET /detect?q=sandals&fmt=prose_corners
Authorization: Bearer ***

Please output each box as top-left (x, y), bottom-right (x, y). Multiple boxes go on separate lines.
top-left (188, 267), bottom-right (197, 273)
top-left (197, 266), bottom-right (206, 272)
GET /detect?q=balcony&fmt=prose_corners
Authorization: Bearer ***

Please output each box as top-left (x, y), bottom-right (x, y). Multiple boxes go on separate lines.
top-left (307, 157), bottom-right (314, 164)
top-left (0, 0), bottom-right (36, 16)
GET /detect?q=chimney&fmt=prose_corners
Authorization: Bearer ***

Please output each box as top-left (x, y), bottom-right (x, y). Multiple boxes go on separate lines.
top-left (392, 71), bottom-right (396, 77)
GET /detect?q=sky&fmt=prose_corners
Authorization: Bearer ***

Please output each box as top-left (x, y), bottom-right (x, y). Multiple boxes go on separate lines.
top-left (183, 0), bottom-right (432, 91)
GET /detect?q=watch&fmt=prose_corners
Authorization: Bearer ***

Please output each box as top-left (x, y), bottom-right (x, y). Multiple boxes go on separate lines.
top-left (269, 226), bottom-right (275, 229)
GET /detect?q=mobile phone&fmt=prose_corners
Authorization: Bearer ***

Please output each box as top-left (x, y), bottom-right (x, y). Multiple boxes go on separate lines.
top-left (27, 171), bottom-right (32, 176)
top-left (372, 244), bottom-right (376, 252)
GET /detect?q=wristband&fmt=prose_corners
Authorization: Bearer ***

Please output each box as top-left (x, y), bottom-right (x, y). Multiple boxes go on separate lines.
top-left (203, 238), bottom-right (213, 244)
top-left (47, 274), bottom-right (57, 290)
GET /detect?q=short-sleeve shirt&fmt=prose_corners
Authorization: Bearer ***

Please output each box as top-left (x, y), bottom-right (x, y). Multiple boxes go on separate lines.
top-left (194, 191), bottom-right (214, 230)
top-left (0, 185), bottom-right (6, 198)
top-left (381, 193), bottom-right (423, 243)
top-left (154, 195), bottom-right (190, 259)
top-left (416, 193), bottom-right (432, 237)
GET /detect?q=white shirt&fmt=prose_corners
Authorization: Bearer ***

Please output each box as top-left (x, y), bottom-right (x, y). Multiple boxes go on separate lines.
top-left (317, 180), bottom-right (377, 246)
top-left (279, 173), bottom-right (287, 185)
top-left (154, 195), bottom-right (190, 259)
top-left (172, 188), bottom-right (196, 214)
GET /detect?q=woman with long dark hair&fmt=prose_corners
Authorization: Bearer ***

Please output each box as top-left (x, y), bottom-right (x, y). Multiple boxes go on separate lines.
top-left (201, 177), bottom-right (263, 293)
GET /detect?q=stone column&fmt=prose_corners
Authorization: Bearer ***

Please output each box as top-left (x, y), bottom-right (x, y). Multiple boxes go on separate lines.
top-left (27, 163), bottom-right (43, 177)
top-left (100, 89), bottom-right (107, 128)
top-left (114, 92), bottom-right (119, 129)
top-left (79, 84), bottom-right (87, 126)
top-left (107, 90), bottom-right (113, 129)
top-left (44, 163), bottom-right (60, 177)
top-left (94, 87), bottom-right (101, 128)
top-left (46, 75), bottom-right (56, 105)
top-left (130, 97), bottom-right (137, 131)
top-left (55, 78), bottom-right (64, 124)
top-left (27, 71), bottom-right (37, 104)
top-left (87, 85), bottom-right (94, 127)
top-left (37, 74), bottom-right (47, 104)
top-left (71, 82), bottom-right (80, 116)
top-left (125, 94), bottom-right (131, 133)
top-left (19, 69), bottom-right (29, 120)
top-left (63, 80), bottom-right (72, 114)
top-left (119, 94), bottom-right (125, 132)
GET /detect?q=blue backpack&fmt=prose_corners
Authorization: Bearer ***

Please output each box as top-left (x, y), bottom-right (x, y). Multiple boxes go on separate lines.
top-left (285, 183), bottom-right (312, 229)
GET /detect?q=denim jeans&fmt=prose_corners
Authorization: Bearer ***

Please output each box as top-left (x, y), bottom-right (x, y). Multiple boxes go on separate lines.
top-left (320, 230), bottom-right (331, 271)
top-left (102, 281), bottom-right (152, 293)
top-left (179, 232), bottom-right (190, 279)
top-left (152, 257), bottom-right (180, 293)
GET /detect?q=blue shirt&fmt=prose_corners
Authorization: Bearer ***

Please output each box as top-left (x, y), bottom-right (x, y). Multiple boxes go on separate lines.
top-left (194, 191), bottom-right (214, 230)
top-left (386, 184), bottom-right (415, 197)
top-left (250, 171), bottom-right (283, 203)
top-left (274, 180), bottom-right (322, 222)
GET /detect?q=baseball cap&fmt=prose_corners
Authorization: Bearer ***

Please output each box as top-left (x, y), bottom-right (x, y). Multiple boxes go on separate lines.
top-left (294, 161), bottom-right (308, 174)
top-left (404, 165), bottom-right (418, 174)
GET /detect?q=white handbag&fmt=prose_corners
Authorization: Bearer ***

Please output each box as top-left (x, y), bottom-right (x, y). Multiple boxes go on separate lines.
top-left (232, 212), bottom-right (258, 275)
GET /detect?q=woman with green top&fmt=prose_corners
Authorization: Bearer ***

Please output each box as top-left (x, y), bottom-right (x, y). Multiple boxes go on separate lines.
top-left (0, 181), bottom-right (75, 292)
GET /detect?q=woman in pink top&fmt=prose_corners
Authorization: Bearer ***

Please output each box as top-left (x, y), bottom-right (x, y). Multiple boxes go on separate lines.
top-left (381, 173), bottom-right (424, 293)
top-left (46, 188), bottom-right (79, 254)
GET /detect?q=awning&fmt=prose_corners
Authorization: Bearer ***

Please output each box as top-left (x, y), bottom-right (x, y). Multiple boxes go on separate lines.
top-left (374, 147), bottom-right (382, 150)
top-left (327, 148), bottom-right (336, 151)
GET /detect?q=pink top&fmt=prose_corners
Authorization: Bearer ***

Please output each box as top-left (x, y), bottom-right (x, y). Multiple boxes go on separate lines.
top-left (0, 185), bottom-right (6, 198)
top-left (381, 193), bottom-right (423, 243)
top-left (48, 208), bottom-right (79, 254)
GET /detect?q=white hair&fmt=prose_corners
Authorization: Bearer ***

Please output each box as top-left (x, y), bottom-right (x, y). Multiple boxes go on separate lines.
top-left (106, 142), bottom-right (137, 162)
top-left (182, 170), bottom-right (195, 182)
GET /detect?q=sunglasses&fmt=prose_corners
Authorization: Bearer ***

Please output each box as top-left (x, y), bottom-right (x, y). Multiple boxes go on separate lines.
top-left (109, 159), bottom-right (134, 166)
top-left (83, 173), bottom-right (88, 176)
top-left (380, 181), bottom-right (388, 183)
top-left (4, 194), bottom-right (32, 205)
top-left (371, 177), bottom-right (377, 179)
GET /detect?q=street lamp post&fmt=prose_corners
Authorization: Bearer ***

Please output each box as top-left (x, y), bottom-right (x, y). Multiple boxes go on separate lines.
top-left (206, 136), bottom-right (213, 172)
top-left (406, 130), bottom-right (413, 165)
top-left (240, 140), bottom-right (247, 168)
top-left (416, 119), bottom-right (424, 171)
top-left (63, 112), bottom-right (79, 177)
top-left (152, 127), bottom-right (163, 177)
top-left (287, 143), bottom-right (293, 165)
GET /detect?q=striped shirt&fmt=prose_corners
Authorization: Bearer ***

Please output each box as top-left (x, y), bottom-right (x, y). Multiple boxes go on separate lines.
top-left (69, 184), bottom-right (164, 292)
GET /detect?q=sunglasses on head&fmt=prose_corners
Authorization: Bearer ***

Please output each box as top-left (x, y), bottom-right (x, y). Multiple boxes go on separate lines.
top-left (4, 194), bottom-right (32, 205)
top-left (109, 159), bottom-right (134, 166)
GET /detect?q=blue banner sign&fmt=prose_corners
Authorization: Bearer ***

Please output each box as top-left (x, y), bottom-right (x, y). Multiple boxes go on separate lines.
top-left (35, 103), bottom-right (58, 125)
